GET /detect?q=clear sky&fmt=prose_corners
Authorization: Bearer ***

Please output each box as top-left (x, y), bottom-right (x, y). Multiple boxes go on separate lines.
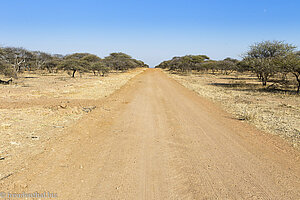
top-left (0, 0), bottom-right (299, 67)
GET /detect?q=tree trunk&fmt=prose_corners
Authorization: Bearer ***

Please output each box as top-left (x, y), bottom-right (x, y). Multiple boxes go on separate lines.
top-left (262, 77), bottom-right (267, 86)
top-left (261, 72), bottom-right (269, 86)
top-left (47, 67), bottom-right (52, 73)
top-left (72, 70), bottom-right (76, 78)
top-left (294, 73), bottom-right (300, 93)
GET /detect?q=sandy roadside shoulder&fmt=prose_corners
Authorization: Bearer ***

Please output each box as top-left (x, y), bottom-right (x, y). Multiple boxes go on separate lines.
top-left (0, 68), bottom-right (146, 180)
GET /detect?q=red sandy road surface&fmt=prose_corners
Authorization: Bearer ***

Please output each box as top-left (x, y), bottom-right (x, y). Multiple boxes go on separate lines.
top-left (1, 69), bottom-right (300, 199)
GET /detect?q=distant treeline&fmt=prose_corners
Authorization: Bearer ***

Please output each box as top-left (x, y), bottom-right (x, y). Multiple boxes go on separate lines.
top-left (155, 41), bottom-right (300, 93)
top-left (0, 47), bottom-right (149, 78)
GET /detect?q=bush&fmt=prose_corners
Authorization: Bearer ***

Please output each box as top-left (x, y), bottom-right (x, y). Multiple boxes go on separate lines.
top-left (0, 61), bottom-right (17, 78)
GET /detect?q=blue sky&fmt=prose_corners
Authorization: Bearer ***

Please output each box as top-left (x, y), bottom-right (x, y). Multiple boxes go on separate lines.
top-left (0, 0), bottom-right (299, 67)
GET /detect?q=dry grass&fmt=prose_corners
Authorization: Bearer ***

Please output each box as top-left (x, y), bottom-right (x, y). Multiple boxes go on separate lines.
top-left (0, 68), bottom-right (145, 178)
top-left (0, 69), bottom-right (144, 101)
top-left (166, 70), bottom-right (300, 149)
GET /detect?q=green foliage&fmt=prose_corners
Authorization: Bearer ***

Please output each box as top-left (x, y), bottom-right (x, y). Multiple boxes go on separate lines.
top-left (247, 40), bottom-right (296, 58)
top-left (242, 40), bottom-right (296, 86)
top-left (212, 58), bottom-right (239, 74)
top-left (2, 41), bottom-right (298, 92)
top-left (0, 47), bottom-right (145, 79)
top-left (155, 60), bottom-right (171, 69)
top-left (133, 60), bottom-right (149, 68)
top-left (198, 61), bottom-right (217, 72)
top-left (276, 53), bottom-right (300, 93)
top-left (155, 55), bottom-right (209, 72)
top-left (59, 53), bottom-right (102, 77)
top-left (90, 62), bottom-right (110, 76)
top-left (0, 47), bottom-right (61, 75)
top-left (58, 59), bottom-right (89, 77)
top-left (81, 54), bottom-right (101, 63)
top-left (0, 61), bottom-right (17, 77)
top-left (32, 51), bottom-right (52, 70)
top-left (65, 53), bottom-right (91, 60)
top-left (0, 47), bottom-right (34, 72)
top-left (235, 61), bottom-right (248, 72)
top-left (243, 57), bottom-right (277, 86)
top-left (0, 60), bottom-right (6, 72)
top-left (43, 60), bottom-right (60, 73)
top-left (104, 52), bottom-right (146, 71)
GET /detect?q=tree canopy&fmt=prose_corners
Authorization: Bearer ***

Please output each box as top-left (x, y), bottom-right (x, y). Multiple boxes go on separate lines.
top-left (104, 52), bottom-right (147, 71)
top-left (0, 47), bottom-right (147, 79)
top-left (156, 55), bottom-right (210, 72)
top-left (242, 40), bottom-right (296, 86)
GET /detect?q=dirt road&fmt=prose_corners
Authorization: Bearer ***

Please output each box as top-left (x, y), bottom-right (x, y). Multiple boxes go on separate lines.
top-left (1, 69), bottom-right (300, 199)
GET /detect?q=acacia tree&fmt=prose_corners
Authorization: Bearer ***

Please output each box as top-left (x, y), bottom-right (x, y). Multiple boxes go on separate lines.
top-left (104, 53), bottom-right (131, 71)
top-left (212, 58), bottom-right (239, 75)
top-left (0, 47), bottom-right (146, 78)
top-left (104, 53), bottom-right (141, 71)
top-left (200, 61), bottom-right (218, 74)
top-left (81, 54), bottom-right (101, 63)
top-left (58, 59), bottom-right (88, 77)
top-left (155, 60), bottom-right (172, 69)
top-left (59, 53), bottom-right (96, 77)
top-left (43, 60), bottom-right (60, 73)
top-left (65, 53), bottom-right (90, 60)
top-left (0, 47), bottom-right (38, 73)
top-left (32, 51), bottom-right (52, 70)
top-left (243, 40), bottom-right (296, 86)
top-left (90, 62), bottom-right (110, 76)
top-left (157, 55), bottom-right (209, 72)
top-left (81, 54), bottom-right (102, 75)
top-left (133, 60), bottom-right (149, 68)
top-left (277, 53), bottom-right (300, 93)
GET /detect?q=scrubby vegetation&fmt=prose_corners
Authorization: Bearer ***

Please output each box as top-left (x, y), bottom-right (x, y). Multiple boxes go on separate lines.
top-left (0, 47), bottom-right (148, 81)
top-left (156, 40), bottom-right (300, 93)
